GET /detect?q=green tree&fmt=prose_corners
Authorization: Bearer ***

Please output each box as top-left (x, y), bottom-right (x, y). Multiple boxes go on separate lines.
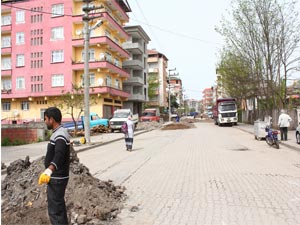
top-left (146, 73), bottom-right (160, 108)
top-left (54, 84), bottom-right (98, 136)
top-left (216, 0), bottom-right (300, 111)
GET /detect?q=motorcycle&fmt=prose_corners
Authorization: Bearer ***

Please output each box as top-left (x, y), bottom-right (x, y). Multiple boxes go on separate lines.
top-left (265, 126), bottom-right (280, 149)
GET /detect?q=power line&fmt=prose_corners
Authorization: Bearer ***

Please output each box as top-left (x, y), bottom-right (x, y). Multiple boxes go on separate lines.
top-left (132, 0), bottom-right (164, 52)
top-left (3, 2), bottom-right (223, 46)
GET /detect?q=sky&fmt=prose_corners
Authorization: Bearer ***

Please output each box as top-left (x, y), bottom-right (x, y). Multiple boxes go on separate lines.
top-left (126, 0), bottom-right (233, 100)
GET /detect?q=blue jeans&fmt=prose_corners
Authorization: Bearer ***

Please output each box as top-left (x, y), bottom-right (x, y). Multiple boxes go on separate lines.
top-left (47, 178), bottom-right (69, 225)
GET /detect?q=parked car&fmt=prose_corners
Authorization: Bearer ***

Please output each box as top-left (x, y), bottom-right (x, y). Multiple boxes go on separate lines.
top-left (296, 125), bottom-right (300, 144)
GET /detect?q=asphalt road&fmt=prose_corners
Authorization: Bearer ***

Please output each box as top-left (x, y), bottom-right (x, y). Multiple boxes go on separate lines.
top-left (77, 122), bottom-right (300, 225)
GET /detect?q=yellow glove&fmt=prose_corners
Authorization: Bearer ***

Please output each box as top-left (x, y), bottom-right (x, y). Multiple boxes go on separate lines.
top-left (38, 168), bottom-right (52, 185)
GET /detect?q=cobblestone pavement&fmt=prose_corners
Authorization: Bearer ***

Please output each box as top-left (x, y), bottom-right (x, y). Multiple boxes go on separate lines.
top-left (78, 122), bottom-right (300, 225)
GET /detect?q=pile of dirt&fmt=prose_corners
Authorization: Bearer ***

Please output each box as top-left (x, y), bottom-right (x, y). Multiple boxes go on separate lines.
top-left (161, 121), bottom-right (196, 130)
top-left (136, 121), bottom-right (164, 131)
top-left (1, 146), bottom-right (126, 225)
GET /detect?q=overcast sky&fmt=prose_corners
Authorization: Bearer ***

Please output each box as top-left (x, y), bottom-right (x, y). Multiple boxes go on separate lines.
top-left (127, 0), bottom-right (232, 99)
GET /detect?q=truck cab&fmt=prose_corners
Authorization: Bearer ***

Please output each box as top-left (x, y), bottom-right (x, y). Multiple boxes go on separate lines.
top-left (213, 98), bottom-right (238, 126)
top-left (140, 108), bottom-right (160, 122)
top-left (109, 109), bottom-right (139, 132)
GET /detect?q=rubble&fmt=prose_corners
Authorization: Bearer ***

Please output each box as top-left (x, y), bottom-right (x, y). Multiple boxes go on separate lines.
top-left (1, 145), bottom-right (126, 225)
top-left (161, 121), bottom-right (196, 130)
top-left (136, 121), bottom-right (164, 131)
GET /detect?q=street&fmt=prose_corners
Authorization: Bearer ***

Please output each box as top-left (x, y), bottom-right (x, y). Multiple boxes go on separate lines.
top-left (77, 122), bottom-right (300, 225)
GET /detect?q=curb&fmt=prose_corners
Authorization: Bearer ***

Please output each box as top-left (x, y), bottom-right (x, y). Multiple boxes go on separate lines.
top-left (235, 125), bottom-right (300, 152)
top-left (74, 129), bottom-right (150, 153)
top-left (1, 129), bottom-right (151, 176)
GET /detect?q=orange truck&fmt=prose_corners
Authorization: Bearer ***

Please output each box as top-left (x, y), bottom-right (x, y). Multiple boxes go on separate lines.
top-left (140, 108), bottom-right (161, 122)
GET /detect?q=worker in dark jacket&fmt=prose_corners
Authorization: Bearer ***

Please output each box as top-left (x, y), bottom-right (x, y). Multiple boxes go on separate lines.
top-left (39, 107), bottom-right (70, 225)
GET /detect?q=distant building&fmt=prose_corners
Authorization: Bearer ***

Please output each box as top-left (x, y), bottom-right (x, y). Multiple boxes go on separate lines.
top-left (1, 0), bottom-right (131, 123)
top-left (202, 88), bottom-right (214, 116)
top-left (122, 25), bottom-right (151, 115)
top-left (147, 49), bottom-right (168, 108)
top-left (169, 77), bottom-right (183, 107)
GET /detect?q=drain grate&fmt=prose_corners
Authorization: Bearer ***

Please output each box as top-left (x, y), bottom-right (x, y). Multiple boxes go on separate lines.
top-left (231, 147), bottom-right (250, 151)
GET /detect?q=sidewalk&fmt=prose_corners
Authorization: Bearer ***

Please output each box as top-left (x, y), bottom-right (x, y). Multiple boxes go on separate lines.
top-left (1, 129), bottom-right (149, 168)
top-left (234, 123), bottom-right (299, 151)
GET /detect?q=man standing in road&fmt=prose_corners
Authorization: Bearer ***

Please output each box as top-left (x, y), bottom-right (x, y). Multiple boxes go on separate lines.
top-left (39, 107), bottom-right (70, 225)
top-left (278, 109), bottom-right (292, 141)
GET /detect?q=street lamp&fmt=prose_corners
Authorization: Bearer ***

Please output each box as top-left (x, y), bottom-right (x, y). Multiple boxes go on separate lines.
top-left (168, 68), bottom-right (176, 121)
top-left (83, 2), bottom-right (103, 144)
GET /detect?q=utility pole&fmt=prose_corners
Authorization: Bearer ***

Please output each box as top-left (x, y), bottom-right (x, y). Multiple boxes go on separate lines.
top-left (168, 68), bottom-right (176, 121)
top-left (82, 1), bottom-right (103, 144)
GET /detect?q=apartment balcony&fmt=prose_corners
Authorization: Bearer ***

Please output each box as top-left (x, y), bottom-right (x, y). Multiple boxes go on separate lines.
top-left (72, 36), bottom-right (129, 59)
top-left (92, 86), bottom-right (130, 98)
top-left (123, 76), bottom-right (144, 86)
top-left (72, 61), bottom-right (129, 78)
top-left (122, 59), bottom-right (143, 70)
top-left (123, 42), bottom-right (143, 54)
top-left (127, 93), bottom-right (146, 102)
top-left (106, 0), bottom-right (130, 22)
top-left (72, 12), bottom-right (128, 40)
top-left (1, 47), bottom-right (11, 55)
top-left (1, 25), bottom-right (11, 33)
top-left (1, 69), bottom-right (11, 76)
top-left (148, 68), bottom-right (159, 73)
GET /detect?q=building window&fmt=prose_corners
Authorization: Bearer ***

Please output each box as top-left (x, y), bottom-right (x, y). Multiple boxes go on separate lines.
top-left (1, 79), bottom-right (12, 91)
top-left (115, 79), bottom-right (120, 89)
top-left (105, 52), bottom-right (112, 63)
top-left (51, 50), bottom-right (64, 63)
top-left (90, 73), bottom-right (95, 86)
top-left (16, 32), bottom-right (25, 45)
top-left (114, 58), bottom-right (119, 67)
top-left (51, 74), bottom-right (64, 87)
top-left (16, 54), bottom-right (25, 67)
top-left (16, 10), bottom-right (25, 23)
top-left (81, 73), bottom-right (95, 87)
top-left (21, 101), bottom-right (29, 111)
top-left (1, 14), bottom-right (11, 25)
top-left (51, 4), bottom-right (64, 17)
top-left (2, 102), bottom-right (11, 111)
top-left (1, 57), bottom-right (11, 70)
top-left (1, 36), bottom-right (11, 48)
top-left (51, 27), bottom-right (64, 40)
top-left (106, 75), bottom-right (111, 87)
top-left (16, 77), bottom-right (25, 89)
top-left (105, 30), bottom-right (111, 38)
top-left (82, 49), bottom-right (95, 61)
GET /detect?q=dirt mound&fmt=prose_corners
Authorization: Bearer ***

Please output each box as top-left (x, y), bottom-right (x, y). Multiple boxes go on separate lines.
top-left (136, 121), bottom-right (163, 131)
top-left (161, 122), bottom-right (196, 130)
top-left (1, 146), bottom-right (126, 225)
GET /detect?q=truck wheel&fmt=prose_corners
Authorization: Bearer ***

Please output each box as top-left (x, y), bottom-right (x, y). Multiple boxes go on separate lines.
top-left (111, 129), bottom-right (114, 133)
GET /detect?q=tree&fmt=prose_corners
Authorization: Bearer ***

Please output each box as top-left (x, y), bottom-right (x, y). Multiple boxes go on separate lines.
top-left (146, 73), bottom-right (160, 108)
top-left (216, 0), bottom-right (300, 112)
top-left (53, 84), bottom-right (98, 136)
top-left (170, 94), bottom-right (179, 109)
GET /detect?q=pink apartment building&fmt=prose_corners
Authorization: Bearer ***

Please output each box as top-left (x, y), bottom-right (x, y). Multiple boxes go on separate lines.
top-left (1, 0), bottom-right (131, 123)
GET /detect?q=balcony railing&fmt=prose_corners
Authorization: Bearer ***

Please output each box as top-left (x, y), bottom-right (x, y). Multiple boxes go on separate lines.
top-left (122, 59), bottom-right (143, 69)
top-left (72, 60), bottom-right (129, 78)
top-left (92, 86), bottom-right (130, 98)
top-left (128, 93), bottom-right (145, 101)
top-left (123, 76), bottom-right (144, 85)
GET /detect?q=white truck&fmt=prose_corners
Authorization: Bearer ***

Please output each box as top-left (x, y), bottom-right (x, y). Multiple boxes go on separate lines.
top-left (109, 109), bottom-right (139, 133)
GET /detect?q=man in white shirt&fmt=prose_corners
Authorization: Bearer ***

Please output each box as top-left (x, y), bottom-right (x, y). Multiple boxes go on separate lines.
top-left (278, 109), bottom-right (292, 141)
